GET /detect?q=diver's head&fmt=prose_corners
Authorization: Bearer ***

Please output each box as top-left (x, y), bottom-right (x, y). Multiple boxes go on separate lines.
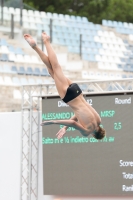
top-left (92, 126), bottom-right (106, 140)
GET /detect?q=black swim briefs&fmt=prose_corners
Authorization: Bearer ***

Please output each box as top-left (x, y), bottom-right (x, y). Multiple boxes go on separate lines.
top-left (62, 83), bottom-right (82, 103)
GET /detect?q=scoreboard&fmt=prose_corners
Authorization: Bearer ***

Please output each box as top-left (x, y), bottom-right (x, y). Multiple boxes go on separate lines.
top-left (42, 92), bottom-right (133, 197)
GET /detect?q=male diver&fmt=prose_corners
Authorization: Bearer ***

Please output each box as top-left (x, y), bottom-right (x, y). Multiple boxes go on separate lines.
top-left (24, 32), bottom-right (105, 140)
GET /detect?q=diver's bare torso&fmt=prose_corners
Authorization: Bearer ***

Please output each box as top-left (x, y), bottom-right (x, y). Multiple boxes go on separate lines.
top-left (67, 94), bottom-right (101, 132)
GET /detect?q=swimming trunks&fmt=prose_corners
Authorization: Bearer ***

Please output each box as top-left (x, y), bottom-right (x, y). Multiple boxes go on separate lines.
top-left (62, 83), bottom-right (82, 103)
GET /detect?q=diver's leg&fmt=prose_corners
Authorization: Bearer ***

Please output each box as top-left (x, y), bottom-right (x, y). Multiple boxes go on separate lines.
top-left (24, 34), bottom-right (54, 78)
top-left (42, 32), bottom-right (73, 98)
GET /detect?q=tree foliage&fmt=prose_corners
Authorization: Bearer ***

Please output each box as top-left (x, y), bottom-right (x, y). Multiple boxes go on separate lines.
top-left (23, 0), bottom-right (133, 24)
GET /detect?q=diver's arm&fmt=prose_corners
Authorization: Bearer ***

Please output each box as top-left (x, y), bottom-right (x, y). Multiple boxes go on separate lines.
top-left (63, 114), bottom-right (78, 131)
top-left (41, 119), bottom-right (90, 137)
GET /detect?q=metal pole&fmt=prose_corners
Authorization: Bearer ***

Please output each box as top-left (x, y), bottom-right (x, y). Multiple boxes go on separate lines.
top-left (80, 34), bottom-right (82, 58)
top-left (41, 30), bottom-right (44, 51)
top-left (20, 86), bottom-right (24, 200)
top-left (36, 94), bottom-right (41, 200)
top-left (20, 0), bottom-right (23, 26)
top-left (28, 92), bottom-right (33, 200)
top-left (1, 0), bottom-right (4, 25)
top-left (11, 14), bottom-right (14, 39)
top-left (50, 19), bottom-right (53, 43)
top-left (36, 87), bottom-right (42, 200)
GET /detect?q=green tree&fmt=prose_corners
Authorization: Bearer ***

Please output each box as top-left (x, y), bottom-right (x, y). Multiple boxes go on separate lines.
top-left (105, 0), bottom-right (133, 22)
top-left (23, 0), bottom-right (133, 24)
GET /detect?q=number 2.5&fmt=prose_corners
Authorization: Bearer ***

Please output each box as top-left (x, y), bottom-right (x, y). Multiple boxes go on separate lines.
top-left (114, 122), bottom-right (122, 130)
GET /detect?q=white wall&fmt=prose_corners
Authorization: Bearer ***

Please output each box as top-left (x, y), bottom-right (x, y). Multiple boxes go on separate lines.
top-left (0, 112), bottom-right (21, 200)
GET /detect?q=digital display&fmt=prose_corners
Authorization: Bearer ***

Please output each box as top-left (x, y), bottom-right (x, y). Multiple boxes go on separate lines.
top-left (42, 92), bottom-right (133, 197)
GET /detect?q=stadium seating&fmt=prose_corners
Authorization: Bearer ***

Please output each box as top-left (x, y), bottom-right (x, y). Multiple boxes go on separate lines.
top-left (41, 68), bottom-right (50, 76)
top-left (11, 66), bottom-right (18, 74)
top-left (18, 66), bottom-right (26, 75)
top-left (33, 68), bottom-right (41, 76)
top-left (2, 4), bottom-right (133, 112)
top-left (25, 67), bottom-right (34, 75)
top-left (0, 54), bottom-right (8, 61)
top-left (102, 19), bottom-right (133, 35)
top-left (28, 78), bottom-right (36, 84)
top-left (12, 77), bottom-right (21, 85)
top-left (36, 78), bottom-right (43, 84)
top-left (4, 76), bottom-right (13, 85)
top-left (3, 65), bottom-right (13, 74)
top-left (1, 6), bottom-right (133, 87)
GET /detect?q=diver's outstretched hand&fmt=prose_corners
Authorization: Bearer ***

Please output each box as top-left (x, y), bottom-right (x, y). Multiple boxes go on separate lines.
top-left (40, 120), bottom-right (55, 126)
top-left (40, 120), bottom-right (67, 139)
top-left (56, 127), bottom-right (66, 139)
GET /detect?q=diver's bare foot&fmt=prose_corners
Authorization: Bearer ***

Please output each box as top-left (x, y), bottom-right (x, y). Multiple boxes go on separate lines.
top-left (24, 34), bottom-right (37, 48)
top-left (42, 32), bottom-right (50, 44)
